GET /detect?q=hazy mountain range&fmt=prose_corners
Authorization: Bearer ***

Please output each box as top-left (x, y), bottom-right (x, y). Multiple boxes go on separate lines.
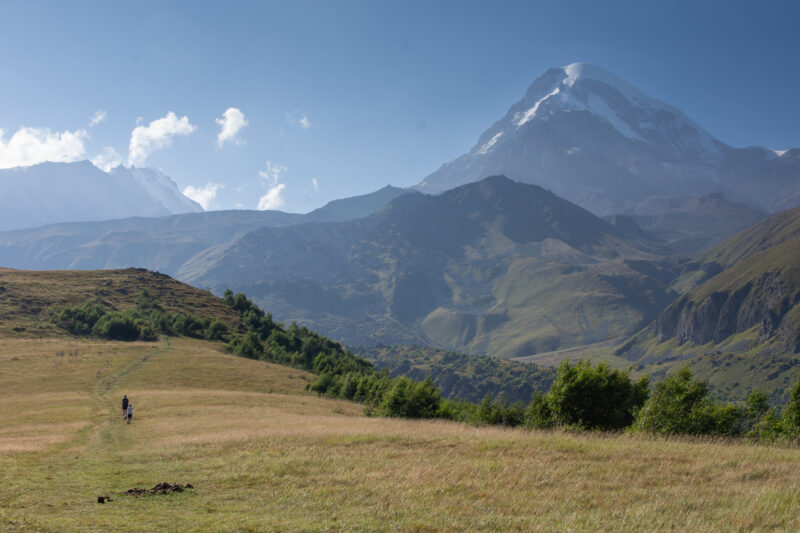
top-left (0, 62), bottom-right (798, 378)
top-left (0, 161), bottom-right (202, 231)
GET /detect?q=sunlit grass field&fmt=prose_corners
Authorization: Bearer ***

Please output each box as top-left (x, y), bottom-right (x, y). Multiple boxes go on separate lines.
top-left (2, 337), bottom-right (800, 531)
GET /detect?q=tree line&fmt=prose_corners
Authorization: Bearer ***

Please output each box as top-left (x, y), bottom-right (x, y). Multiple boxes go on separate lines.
top-left (222, 290), bottom-right (800, 443)
top-left (54, 287), bottom-right (800, 443)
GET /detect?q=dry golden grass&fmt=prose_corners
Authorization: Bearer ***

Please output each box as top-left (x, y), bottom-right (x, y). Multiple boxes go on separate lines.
top-left (2, 336), bottom-right (800, 532)
top-left (0, 267), bottom-right (241, 337)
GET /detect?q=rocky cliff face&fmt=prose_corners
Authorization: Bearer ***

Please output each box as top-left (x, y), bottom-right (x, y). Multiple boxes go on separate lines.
top-left (652, 270), bottom-right (800, 352)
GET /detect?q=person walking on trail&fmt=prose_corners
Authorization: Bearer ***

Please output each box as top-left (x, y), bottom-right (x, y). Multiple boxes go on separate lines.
top-left (122, 395), bottom-right (129, 420)
top-left (126, 403), bottom-right (133, 424)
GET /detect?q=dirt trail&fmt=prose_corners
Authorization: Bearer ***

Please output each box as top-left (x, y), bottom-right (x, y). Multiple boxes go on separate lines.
top-left (92, 338), bottom-right (172, 398)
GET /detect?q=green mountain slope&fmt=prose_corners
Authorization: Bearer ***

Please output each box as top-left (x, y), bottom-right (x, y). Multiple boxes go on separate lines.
top-left (616, 206), bottom-right (800, 402)
top-left (189, 176), bottom-right (681, 358)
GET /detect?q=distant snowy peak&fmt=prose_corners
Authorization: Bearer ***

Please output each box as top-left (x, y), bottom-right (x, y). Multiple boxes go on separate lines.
top-left (112, 166), bottom-right (202, 213)
top-left (474, 62), bottom-right (722, 162)
top-left (0, 160), bottom-right (201, 231)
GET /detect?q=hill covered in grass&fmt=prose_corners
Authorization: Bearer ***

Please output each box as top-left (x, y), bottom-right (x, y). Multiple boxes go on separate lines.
top-left (0, 267), bottom-right (242, 338)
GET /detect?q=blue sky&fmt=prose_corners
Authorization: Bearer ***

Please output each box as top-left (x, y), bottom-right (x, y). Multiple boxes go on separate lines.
top-left (1, 0), bottom-right (798, 212)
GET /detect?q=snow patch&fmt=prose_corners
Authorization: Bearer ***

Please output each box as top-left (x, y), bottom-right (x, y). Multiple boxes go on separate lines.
top-left (475, 131), bottom-right (504, 155)
top-left (772, 149), bottom-right (788, 157)
top-left (514, 87), bottom-right (561, 127)
top-left (585, 93), bottom-right (643, 141)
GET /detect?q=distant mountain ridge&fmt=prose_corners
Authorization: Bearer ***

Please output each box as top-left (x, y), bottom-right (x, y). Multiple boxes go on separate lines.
top-left (417, 63), bottom-right (800, 215)
top-left (0, 183), bottom-right (409, 275)
top-left (0, 161), bottom-right (202, 231)
top-left (187, 176), bottom-right (680, 357)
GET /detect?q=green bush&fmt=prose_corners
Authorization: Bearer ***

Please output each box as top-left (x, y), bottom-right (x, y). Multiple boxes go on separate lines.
top-left (524, 391), bottom-right (554, 429)
top-left (547, 360), bottom-right (648, 430)
top-left (227, 332), bottom-right (264, 359)
top-left (54, 301), bottom-right (106, 335)
top-left (378, 377), bottom-right (441, 418)
top-left (92, 312), bottom-right (143, 341)
top-left (632, 366), bottom-right (749, 437)
top-left (205, 318), bottom-right (228, 341)
top-left (785, 376), bottom-right (800, 437)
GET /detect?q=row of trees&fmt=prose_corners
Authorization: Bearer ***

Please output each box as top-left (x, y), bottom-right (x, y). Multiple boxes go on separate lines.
top-left (52, 289), bottom-right (228, 342)
top-left (223, 290), bottom-right (443, 418)
top-left (223, 291), bottom-right (800, 441)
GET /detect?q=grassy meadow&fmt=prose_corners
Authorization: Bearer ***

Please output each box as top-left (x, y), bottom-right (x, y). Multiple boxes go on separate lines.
top-left (1, 336), bottom-right (800, 531)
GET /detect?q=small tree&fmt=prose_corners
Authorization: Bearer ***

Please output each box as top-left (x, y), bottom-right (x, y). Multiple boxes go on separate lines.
top-left (547, 360), bottom-right (649, 430)
top-left (785, 374), bottom-right (800, 437)
top-left (204, 318), bottom-right (228, 341)
top-left (378, 377), bottom-right (441, 418)
top-left (632, 366), bottom-right (747, 436)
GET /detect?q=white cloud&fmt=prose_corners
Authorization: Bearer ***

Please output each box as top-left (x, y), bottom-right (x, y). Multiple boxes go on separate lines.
top-left (257, 183), bottom-right (286, 210)
top-left (127, 111), bottom-right (196, 167)
top-left (215, 107), bottom-right (248, 146)
top-left (311, 178), bottom-right (319, 191)
top-left (91, 147), bottom-right (123, 172)
top-left (0, 126), bottom-right (88, 169)
top-left (258, 160), bottom-right (286, 184)
top-left (257, 161), bottom-right (287, 210)
top-left (285, 111), bottom-right (312, 129)
top-left (89, 110), bottom-right (107, 127)
top-left (182, 182), bottom-right (221, 211)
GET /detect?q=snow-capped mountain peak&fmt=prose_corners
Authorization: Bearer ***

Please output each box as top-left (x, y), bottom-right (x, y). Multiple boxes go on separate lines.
top-left (417, 63), bottom-right (800, 214)
top-left (497, 62), bottom-right (722, 158)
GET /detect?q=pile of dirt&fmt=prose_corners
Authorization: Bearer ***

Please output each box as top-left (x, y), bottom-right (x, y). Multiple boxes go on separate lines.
top-left (122, 482), bottom-right (193, 496)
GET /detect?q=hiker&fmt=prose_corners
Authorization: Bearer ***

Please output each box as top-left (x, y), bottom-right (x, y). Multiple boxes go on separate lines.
top-left (122, 395), bottom-right (129, 420)
top-left (126, 403), bottom-right (133, 424)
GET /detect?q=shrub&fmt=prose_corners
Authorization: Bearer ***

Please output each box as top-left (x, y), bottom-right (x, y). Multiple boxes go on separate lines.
top-left (92, 312), bottom-right (143, 341)
top-left (547, 360), bottom-right (649, 430)
top-left (54, 301), bottom-right (106, 335)
top-left (378, 377), bottom-right (441, 418)
top-left (525, 391), bottom-right (554, 429)
top-left (226, 332), bottom-right (264, 359)
top-left (785, 375), bottom-right (800, 437)
top-left (205, 318), bottom-right (228, 341)
top-left (632, 366), bottom-right (748, 436)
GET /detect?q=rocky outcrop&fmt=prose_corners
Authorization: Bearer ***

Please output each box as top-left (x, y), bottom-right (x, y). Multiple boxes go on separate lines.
top-left (652, 272), bottom-right (800, 349)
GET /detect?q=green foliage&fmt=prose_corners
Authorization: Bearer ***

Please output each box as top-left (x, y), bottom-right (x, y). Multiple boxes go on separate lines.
top-left (53, 289), bottom-right (231, 342)
top-left (785, 377), bottom-right (800, 435)
top-left (633, 367), bottom-right (717, 435)
top-left (227, 332), bottom-right (264, 359)
top-left (54, 301), bottom-right (106, 335)
top-left (546, 360), bottom-right (649, 430)
top-left (377, 377), bottom-right (441, 419)
top-left (524, 391), bottom-right (554, 430)
top-left (359, 344), bottom-right (555, 403)
top-left (205, 318), bottom-right (228, 341)
top-left (96, 310), bottom-right (156, 341)
top-left (631, 366), bottom-right (748, 437)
